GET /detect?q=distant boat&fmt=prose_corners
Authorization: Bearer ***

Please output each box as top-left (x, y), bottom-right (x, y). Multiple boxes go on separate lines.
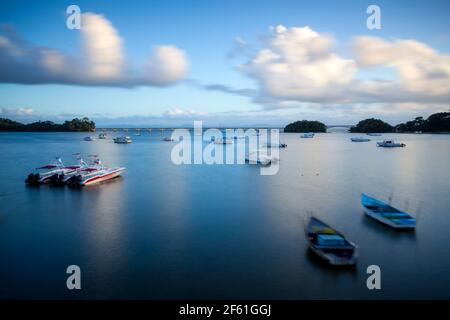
top-left (98, 132), bottom-right (107, 139)
top-left (245, 151), bottom-right (275, 166)
top-left (301, 132), bottom-right (315, 138)
top-left (163, 137), bottom-right (175, 142)
top-left (367, 133), bottom-right (382, 136)
top-left (377, 140), bottom-right (405, 147)
top-left (361, 193), bottom-right (416, 229)
top-left (351, 137), bottom-right (370, 142)
top-left (305, 217), bottom-right (358, 266)
top-left (265, 142), bottom-right (287, 148)
top-left (84, 136), bottom-right (96, 141)
top-left (113, 136), bottom-right (132, 144)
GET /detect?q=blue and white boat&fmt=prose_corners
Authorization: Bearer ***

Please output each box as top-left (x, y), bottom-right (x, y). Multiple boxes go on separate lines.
top-left (377, 140), bottom-right (406, 148)
top-left (301, 132), bottom-right (315, 138)
top-left (351, 137), bottom-right (370, 142)
top-left (361, 193), bottom-right (416, 229)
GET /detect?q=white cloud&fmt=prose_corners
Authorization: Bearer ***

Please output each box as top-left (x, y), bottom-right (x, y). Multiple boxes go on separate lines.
top-left (81, 13), bottom-right (124, 79)
top-left (241, 26), bottom-right (357, 102)
top-left (0, 13), bottom-right (188, 87)
top-left (352, 36), bottom-right (450, 100)
top-left (0, 107), bottom-right (35, 116)
top-left (233, 25), bottom-right (450, 111)
top-left (164, 108), bottom-right (207, 117)
top-left (147, 46), bottom-right (188, 86)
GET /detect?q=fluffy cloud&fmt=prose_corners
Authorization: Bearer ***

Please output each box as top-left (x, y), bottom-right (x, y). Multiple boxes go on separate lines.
top-left (352, 36), bottom-right (450, 101)
top-left (240, 26), bottom-right (357, 102)
top-left (0, 13), bottom-right (188, 87)
top-left (234, 25), bottom-right (450, 110)
top-left (81, 13), bottom-right (124, 79)
top-left (147, 46), bottom-right (188, 86)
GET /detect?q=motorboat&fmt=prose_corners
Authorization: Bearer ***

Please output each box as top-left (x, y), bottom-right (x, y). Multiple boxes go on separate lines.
top-left (25, 158), bottom-right (79, 185)
top-left (301, 132), bottom-right (315, 138)
top-left (98, 132), bottom-right (107, 139)
top-left (245, 151), bottom-right (277, 166)
top-left (66, 156), bottom-right (125, 187)
top-left (163, 137), bottom-right (175, 141)
top-left (361, 193), bottom-right (416, 229)
top-left (84, 136), bottom-right (96, 141)
top-left (351, 137), bottom-right (371, 142)
top-left (305, 217), bottom-right (358, 266)
top-left (367, 133), bottom-right (382, 136)
top-left (377, 140), bottom-right (406, 147)
top-left (113, 136), bottom-right (132, 144)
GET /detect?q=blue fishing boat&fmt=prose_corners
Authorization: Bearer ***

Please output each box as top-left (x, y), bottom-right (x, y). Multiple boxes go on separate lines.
top-left (361, 193), bottom-right (416, 229)
top-left (305, 217), bottom-right (358, 266)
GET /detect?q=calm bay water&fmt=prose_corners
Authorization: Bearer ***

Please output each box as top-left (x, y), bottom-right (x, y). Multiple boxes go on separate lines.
top-left (0, 131), bottom-right (449, 299)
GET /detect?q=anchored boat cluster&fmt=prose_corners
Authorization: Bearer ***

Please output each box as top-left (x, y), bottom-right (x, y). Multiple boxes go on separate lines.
top-left (25, 155), bottom-right (125, 187)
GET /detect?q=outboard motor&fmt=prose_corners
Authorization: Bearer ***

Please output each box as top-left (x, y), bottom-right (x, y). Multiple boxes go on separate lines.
top-left (25, 173), bottom-right (40, 186)
top-left (67, 174), bottom-right (82, 187)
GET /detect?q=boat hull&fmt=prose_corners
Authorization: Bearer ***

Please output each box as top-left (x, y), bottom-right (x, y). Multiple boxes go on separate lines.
top-left (309, 245), bottom-right (358, 266)
top-left (80, 168), bottom-right (125, 186)
top-left (363, 209), bottom-right (415, 229)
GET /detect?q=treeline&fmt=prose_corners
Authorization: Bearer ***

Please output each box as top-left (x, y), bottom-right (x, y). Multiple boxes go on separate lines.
top-left (350, 112), bottom-right (450, 133)
top-left (0, 117), bottom-right (96, 132)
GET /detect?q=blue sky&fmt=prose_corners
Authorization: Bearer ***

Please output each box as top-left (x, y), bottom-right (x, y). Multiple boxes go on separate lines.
top-left (0, 0), bottom-right (449, 126)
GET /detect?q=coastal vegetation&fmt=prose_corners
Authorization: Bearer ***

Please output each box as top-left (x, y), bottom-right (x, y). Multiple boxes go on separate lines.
top-left (349, 118), bottom-right (393, 133)
top-left (284, 120), bottom-right (326, 133)
top-left (0, 117), bottom-right (96, 132)
top-left (395, 112), bottom-right (450, 133)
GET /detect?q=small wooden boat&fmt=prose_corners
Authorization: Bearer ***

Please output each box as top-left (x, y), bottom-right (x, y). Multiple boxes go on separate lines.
top-left (361, 193), bottom-right (416, 229)
top-left (305, 217), bottom-right (358, 266)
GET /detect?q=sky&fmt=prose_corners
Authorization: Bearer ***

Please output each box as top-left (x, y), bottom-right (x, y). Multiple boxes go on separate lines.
top-left (0, 0), bottom-right (449, 127)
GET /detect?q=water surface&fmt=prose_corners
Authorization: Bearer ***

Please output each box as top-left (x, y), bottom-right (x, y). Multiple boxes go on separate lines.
top-left (0, 131), bottom-right (449, 299)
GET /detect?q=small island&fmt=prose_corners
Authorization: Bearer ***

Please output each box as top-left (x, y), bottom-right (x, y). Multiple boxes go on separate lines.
top-left (284, 120), bottom-right (327, 133)
top-left (0, 117), bottom-right (96, 132)
top-left (349, 118), bottom-right (393, 133)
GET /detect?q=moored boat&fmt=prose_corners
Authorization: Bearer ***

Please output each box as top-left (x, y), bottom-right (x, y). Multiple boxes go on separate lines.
top-left (113, 136), bottom-right (132, 144)
top-left (305, 217), bottom-right (358, 266)
top-left (84, 136), bottom-right (96, 141)
top-left (367, 133), bottom-right (382, 136)
top-left (98, 132), bottom-right (107, 139)
top-left (301, 132), bottom-right (315, 138)
top-left (351, 137), bottom-right (371, 142)
top-left (25, 158), bottom-right (78, 185)
top-left (361, 193), bottom-right (416, 229)
top-left (377, 140), bottom-right (406, 147)
top-left (66, 156), bottom-right (125, 187)
top-left (245, 151), bottom-right (277, 166)
top-left (265, 142), bottom-right (287, 148)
